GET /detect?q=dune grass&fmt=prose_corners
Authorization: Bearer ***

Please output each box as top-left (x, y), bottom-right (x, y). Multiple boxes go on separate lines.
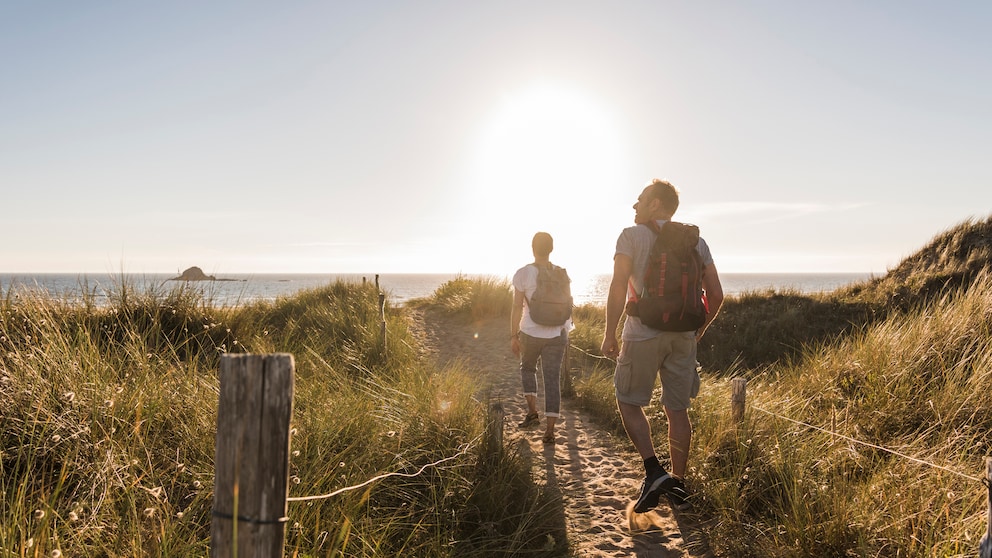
top-left (0, 276), bottom-right (562, 557)
top-left (681, 275), bottom-right (992, 557)
top-left (565, 262), bottom-right (992, 553)
top-left (409, 274), bottom-right (512, 321)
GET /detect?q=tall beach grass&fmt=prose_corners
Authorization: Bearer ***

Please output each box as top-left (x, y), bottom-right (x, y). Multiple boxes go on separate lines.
top-left (0, 276), bottom-right (562, 557)
top-left (563, 218), bottom-right (992, 557)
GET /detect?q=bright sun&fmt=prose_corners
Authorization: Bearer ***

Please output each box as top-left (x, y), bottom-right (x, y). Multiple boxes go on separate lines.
top-left (462, 82), bottom-right (629, 275)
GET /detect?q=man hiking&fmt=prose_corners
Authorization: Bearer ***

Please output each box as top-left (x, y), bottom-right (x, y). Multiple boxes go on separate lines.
top-left (601, 179), bottom-right (724, 512)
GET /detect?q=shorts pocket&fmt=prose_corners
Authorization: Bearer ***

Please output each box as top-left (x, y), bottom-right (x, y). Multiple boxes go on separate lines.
top-left (614, 354), bottom-right (633, 395)
top-left (690, 370), bottom-right (701, 399)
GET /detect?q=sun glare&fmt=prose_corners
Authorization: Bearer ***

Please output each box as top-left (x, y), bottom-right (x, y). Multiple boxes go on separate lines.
top-left (463, 83), bottom-right (629, 274)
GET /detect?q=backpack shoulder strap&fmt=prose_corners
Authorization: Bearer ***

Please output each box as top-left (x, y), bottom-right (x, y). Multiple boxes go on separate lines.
top-left (524, 263), bottom-right (551, 301)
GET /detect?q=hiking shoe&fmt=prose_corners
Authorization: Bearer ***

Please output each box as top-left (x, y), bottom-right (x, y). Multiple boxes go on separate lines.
top-left (662, 477), bottom-right (692, 511)
top-left (633, 469), bottom-right (671, 513)
top-left (518, 412), bottom-right (540, 428)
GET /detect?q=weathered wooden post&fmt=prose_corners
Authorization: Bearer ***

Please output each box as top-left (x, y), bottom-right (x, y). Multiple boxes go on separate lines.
top-left (378, 292), bottom-right (387, 350)
top-left (981, 457), bottom-right (991, 558)
top-left (486, 402), bottom-right (505, 462)
top-left (212, 354), bottom-right (295, 558)
top-left (731, 377), bottom-right (747, 425)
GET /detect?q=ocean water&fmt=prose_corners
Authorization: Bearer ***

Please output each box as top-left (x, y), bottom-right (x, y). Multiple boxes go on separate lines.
top-left (1, 271), bottom-right (875, 308)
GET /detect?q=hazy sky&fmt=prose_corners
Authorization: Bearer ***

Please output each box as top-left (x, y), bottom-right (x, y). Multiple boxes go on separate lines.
top-left (3, 1), bottom-right (990, 278)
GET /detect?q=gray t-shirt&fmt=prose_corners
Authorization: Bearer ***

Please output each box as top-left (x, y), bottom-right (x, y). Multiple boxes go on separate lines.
top-left (615, 220), bottom-right (714, 342)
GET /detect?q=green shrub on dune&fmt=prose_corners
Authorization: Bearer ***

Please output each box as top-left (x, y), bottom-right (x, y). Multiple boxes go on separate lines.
top-left (410, 274), bottom-right (512, 321)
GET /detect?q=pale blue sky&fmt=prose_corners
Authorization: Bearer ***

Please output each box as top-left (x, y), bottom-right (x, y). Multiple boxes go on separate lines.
top-left (2, 1), bottom-right (989, 279)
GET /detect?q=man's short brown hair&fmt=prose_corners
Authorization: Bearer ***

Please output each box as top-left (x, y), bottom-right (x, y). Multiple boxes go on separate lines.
top-left (646, 179), bottom-right (680, 215)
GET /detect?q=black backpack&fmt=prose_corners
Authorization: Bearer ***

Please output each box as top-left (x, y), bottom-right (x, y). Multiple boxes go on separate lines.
top-left (526, 263), bottom-right (573, 326)
top-left (625, 221), bottom-right (707, 332)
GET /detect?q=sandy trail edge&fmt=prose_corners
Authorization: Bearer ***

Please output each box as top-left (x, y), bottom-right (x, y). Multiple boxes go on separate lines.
top-left (407, 308), bottom-right (713, 558)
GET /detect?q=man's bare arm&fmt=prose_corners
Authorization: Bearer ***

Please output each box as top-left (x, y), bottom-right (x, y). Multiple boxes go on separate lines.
top-left (601, 254), bottom-right (632, 358)
top-left (697, 263), bottom-right (724, 341)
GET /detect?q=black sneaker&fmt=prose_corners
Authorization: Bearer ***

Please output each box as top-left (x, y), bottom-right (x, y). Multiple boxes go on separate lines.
top-left (661, 477), bottom-right (692, 511)
top-left (633, 469), bottom-right (670, 513)
top-left (517, 412), bottom-right (540, 428)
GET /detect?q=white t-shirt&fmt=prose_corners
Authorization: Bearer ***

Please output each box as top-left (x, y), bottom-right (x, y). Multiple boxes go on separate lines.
top-left (512, 263), bottom-right (575, 339)
top-left (615, 220), bottom-right (714, 342)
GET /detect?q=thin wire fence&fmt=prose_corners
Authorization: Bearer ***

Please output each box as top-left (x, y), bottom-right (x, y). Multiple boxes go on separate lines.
top-left (568, 343), bottom-right (615, 362)
top-left (286, 435), bottom-right (481, 503)
top-left (749, 403), bottom-right (985, 484)
top-left (569, 336), bottom-right (986, 487)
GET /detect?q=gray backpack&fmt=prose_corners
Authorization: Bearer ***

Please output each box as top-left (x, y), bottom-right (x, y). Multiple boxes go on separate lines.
top-left (526, 264), bottom-right (573, 326)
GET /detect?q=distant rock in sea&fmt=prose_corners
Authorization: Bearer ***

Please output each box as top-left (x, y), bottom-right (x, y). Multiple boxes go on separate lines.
top-left (170, 266), bottom-right (241, 282)
top-left (172, 267), bottom-right (215, 281)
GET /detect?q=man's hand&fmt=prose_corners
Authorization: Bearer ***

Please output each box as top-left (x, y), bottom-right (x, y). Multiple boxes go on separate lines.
top-left (510, 336), bottom-right (520, 358)
top-left (601, 334), bottom-right (619, 359)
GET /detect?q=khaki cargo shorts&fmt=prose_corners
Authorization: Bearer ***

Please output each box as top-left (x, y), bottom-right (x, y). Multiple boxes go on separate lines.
top-left (614, 332), bottom-right (700, 410)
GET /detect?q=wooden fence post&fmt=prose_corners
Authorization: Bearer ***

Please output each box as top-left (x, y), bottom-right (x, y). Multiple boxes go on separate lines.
top-left (378, 293), bottom-right (387, 350)
top-left (981, 457), bottom-right (991, 558)
top-left (212, 354), bottom-right (295, 558)
top-left (485, 402), bottom-right (505, 463)
top-left (731, 377), bottom-right (747, 424)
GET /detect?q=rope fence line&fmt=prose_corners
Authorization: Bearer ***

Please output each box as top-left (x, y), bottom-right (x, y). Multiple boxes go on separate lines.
top-left (738, 379), bottom-right (991, 556)
top-left (559, 346), bottom-right (984, 485)
top-left (286, 436), bottom-right (480, 503)
top-left (568, 343), bottom-right (615, 363)
top-left (748, 402), bottom-right (984, 484)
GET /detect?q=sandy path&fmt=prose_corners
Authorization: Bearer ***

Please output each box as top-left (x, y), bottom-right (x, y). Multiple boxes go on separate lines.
top-left (407, 308), bottom-right (712, 557)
